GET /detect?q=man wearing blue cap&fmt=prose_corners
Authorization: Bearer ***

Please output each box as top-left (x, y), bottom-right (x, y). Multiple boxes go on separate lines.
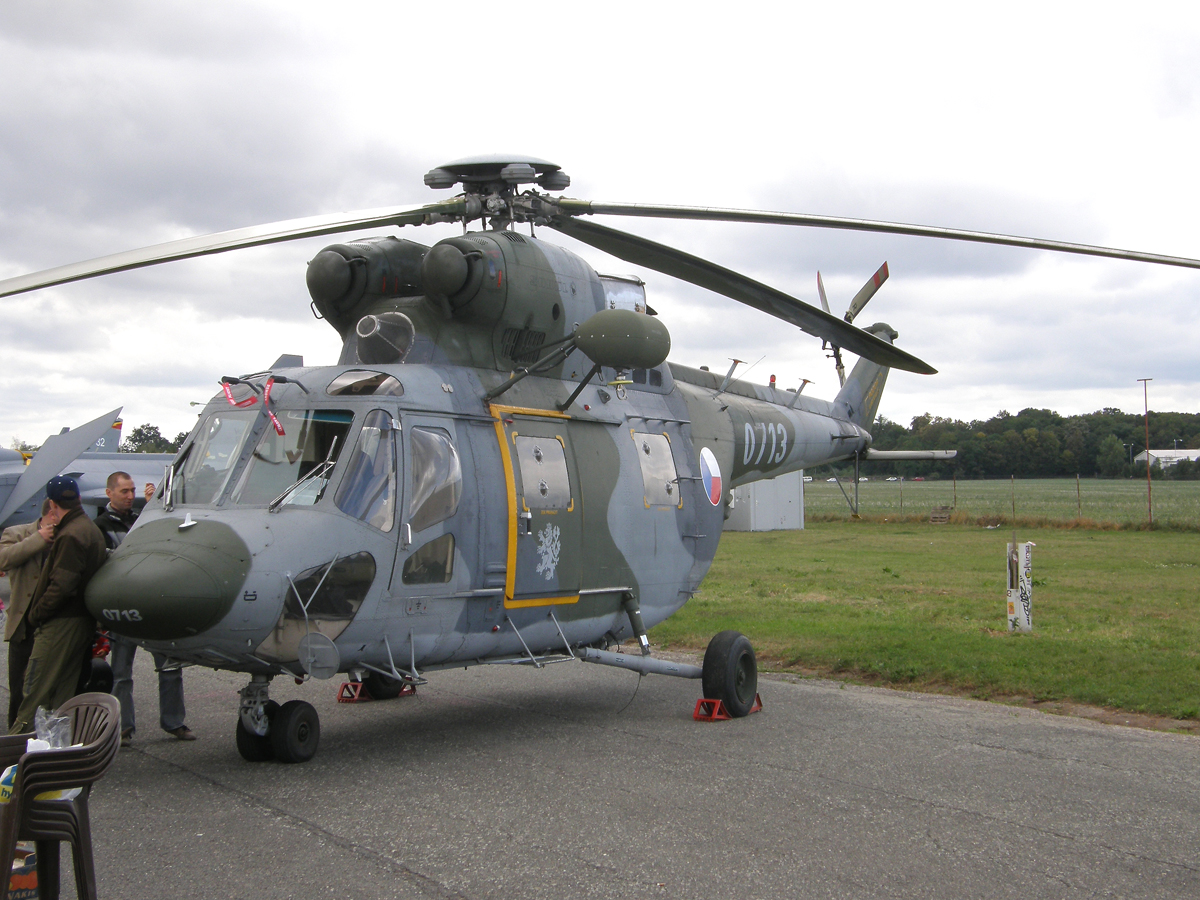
top-left (8, 476), bottom-right (107, 734)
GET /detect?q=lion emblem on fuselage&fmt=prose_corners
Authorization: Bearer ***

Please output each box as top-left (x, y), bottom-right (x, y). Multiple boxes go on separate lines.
top-left (535, 523), bottom-right (560, 581)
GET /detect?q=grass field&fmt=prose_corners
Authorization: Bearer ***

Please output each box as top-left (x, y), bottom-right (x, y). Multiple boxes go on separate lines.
top-left (651, 520), bottom-right (1200, 723)
top-left (803, 477), bottom-right (1200, 528)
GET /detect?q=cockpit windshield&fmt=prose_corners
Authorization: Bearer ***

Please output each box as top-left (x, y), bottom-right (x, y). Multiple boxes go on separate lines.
top-left (232, 409), bottom-right (354, 506)
top-left (171, 411), bottom-right (258, 506)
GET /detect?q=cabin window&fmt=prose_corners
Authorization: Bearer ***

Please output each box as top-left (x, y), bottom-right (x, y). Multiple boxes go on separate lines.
top-left (254, 551), bottom-right (376, 661)
top-left (402, 533), bottom-right (455, 584)
top-left (632, 431), bottom-right (679, 507)
top-left (232, 409), bottom-right (353, 506)
top-left (284, 551), bottom-right (376, 620)
top-left (173, 411), bottom-right (257, 505)
top-left (514, 435), bottom-right (571, 510)
top-left (333, 410), bottom-right (397, 531)
top-left (630, 368), bottom-right (663, 388)
top-left (599, 274), bottom-right (647, 313)
top-left (326, 370), bottom-right (405, 397)
top-left (408, 428), bottom-right (462, 532)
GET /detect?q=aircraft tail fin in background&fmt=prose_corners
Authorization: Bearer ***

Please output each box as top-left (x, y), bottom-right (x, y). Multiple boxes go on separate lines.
top-left (0, 407), bottom-right (122, 527)
top-left (834, 323), bottom-right (896, 430)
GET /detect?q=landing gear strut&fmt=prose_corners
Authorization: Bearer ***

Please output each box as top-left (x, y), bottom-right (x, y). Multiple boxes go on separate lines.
top-left (235, 675), bottom-right (321, 763)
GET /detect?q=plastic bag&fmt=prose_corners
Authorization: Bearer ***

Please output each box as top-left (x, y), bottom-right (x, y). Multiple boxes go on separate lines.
top-left (33, 708), bottom-right (70, 749)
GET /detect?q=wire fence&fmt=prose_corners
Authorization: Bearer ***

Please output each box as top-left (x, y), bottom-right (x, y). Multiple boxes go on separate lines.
top-left (802, 476), bottom-right (1200, 528)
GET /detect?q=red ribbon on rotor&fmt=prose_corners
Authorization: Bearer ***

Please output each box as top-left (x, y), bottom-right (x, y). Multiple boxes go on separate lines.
top-left (263, 378), bottom-right (285, 435)
top-left (221, 377), bottom-right (285, 435)
top-left (221, 381), bottom-right (258, 408)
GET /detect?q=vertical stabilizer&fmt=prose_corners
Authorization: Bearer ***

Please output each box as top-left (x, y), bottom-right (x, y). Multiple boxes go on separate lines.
top-left (834, 323), bottom-right (897, 429)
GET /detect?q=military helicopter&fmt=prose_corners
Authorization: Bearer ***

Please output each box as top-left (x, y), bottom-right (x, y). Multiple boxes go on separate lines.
top-left (3, 155), bottom-right (1198, 764)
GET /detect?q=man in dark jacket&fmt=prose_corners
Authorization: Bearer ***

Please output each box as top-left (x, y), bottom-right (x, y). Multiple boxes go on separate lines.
top-left (0, 499), bottom-right (54, 728)
top-left (96, 471), bottom-right (195, 745)
top-left (9, 476), bottom-right (107, 734)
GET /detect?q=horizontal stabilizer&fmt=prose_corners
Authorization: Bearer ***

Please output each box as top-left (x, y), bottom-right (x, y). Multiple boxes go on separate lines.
top-left (863, 449), bottom-right (957, 460)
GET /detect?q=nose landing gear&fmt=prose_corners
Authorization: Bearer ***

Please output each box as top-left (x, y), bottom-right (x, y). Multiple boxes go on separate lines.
top-left (236, 675), bottom-right (321, 763)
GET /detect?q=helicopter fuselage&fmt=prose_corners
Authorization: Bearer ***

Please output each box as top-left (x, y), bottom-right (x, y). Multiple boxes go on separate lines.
top-left (83, 228), bottom-right (875, 711)
top-left (85, 354), bottom-right (870, 681)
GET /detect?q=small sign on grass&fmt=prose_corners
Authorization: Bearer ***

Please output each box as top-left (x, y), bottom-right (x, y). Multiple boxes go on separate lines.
top-left (1007, 540), bottom-right (1034, 632)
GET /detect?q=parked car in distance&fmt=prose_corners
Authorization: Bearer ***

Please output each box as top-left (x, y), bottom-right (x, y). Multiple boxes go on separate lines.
top-left (859, 477), bottom-right (868, 482)
top-left (802, 476), bottom-right (812, 482)
top-left (886, 476), bottom-right (898, 482)
top-left (913, 476), bottom-right (925, 481)
top-left (826, 477), bottom-right (838, 482)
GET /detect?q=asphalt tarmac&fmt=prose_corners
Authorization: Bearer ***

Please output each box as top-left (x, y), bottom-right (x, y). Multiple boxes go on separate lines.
top-left (3, 645), bottom-right (1198, 899)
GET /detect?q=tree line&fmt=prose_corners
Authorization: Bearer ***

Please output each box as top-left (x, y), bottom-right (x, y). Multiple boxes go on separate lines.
top-left (863, 408), bottom-right (1200, 480)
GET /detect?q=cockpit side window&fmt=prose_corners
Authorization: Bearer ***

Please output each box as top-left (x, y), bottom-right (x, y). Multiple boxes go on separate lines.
top-left (334, 410), bottom-right (397, 532)
top-left (173, 411), bottom-right (258, 506)
top-left (408, 427), bottom-right (461, 532)
top-left (232, 409), bottom-right (353, 506)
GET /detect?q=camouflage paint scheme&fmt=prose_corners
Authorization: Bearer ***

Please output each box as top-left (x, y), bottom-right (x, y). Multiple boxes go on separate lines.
top-left (86, 231), bottom-right (892, 686)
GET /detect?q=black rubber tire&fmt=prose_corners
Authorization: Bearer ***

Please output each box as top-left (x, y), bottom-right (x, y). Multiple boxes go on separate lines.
top-left (270, 700), bottom-right (320, 764)
top-left (235, 700), bottom-right (279, 763)
top-left (701, 630), bottom-right (758, 717)
top-left (363, 671), bottom-right (405, 700)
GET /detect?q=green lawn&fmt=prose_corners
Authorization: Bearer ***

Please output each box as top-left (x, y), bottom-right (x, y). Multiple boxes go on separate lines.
top-left (652, 521), bottom-right (1200, 721)
top-left (802, 477), bottom-right (1200, 528)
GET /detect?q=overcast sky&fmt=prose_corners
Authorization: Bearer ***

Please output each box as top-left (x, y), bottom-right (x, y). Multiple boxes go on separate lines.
top-left (3, 3), bottom-right (1199, 445)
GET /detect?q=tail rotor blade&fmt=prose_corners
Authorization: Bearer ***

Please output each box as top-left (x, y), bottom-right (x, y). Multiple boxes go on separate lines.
top-left (845, 261), bottom-right (889, 324)
top-left (817, 271), bottom-right (831, 350)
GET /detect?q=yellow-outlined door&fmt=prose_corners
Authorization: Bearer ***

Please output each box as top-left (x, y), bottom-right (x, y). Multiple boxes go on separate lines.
top-left (491, 405), bottom-right (582, 608)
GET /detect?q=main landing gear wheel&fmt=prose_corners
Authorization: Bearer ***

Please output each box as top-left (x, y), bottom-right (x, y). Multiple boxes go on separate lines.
top-left (702, 630), bottom-right (758, 717)
top-left (271, 700), bottom-right (320, 764)
top-left (235, 700), bottom-right (279, 762)
top-left (363, 671), bottom-right (405, 700)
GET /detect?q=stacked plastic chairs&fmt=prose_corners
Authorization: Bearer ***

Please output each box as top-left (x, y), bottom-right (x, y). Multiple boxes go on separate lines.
top-left (0, 692), bottom-right (120, 900)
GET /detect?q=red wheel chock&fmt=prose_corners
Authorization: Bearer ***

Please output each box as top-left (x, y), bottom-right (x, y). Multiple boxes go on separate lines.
top-left (693, 693), bottom-right (763, 721)
top-left (338, 682), bottom-right (369, 703)
top-left (338, 681), bottom-right (418, 703)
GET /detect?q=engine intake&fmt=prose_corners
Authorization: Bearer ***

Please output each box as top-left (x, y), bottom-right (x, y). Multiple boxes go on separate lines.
top-left (306, 237), bottom-right (428, 334)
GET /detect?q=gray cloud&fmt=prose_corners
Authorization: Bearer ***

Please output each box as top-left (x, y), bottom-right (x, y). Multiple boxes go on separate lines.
top-left (2, 4), bottom-right (1198, 444)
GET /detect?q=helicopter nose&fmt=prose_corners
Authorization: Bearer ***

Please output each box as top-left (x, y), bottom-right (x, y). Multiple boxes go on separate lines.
top-left (85, 517), bottom-right (252, 640)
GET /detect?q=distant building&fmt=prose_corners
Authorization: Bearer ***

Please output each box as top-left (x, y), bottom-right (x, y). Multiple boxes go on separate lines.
top-left (724, 470), bottom-right (805, 531)
top-left (1133, 449), bottom-right (1200, 469)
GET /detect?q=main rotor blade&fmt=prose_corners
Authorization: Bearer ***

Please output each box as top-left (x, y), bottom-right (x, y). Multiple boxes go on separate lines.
top-left (0, 198), bottom-right (466, 299)
top-left (554, 199), bottom-right (1200, 271)
top-left (548, 217), bottom-right (936, 375)
top-left (845, 261), bottom-right (889, 324)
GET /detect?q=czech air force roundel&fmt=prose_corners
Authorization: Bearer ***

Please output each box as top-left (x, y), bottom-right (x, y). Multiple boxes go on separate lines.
top-left (699, 447), bottom-right (722, 506)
